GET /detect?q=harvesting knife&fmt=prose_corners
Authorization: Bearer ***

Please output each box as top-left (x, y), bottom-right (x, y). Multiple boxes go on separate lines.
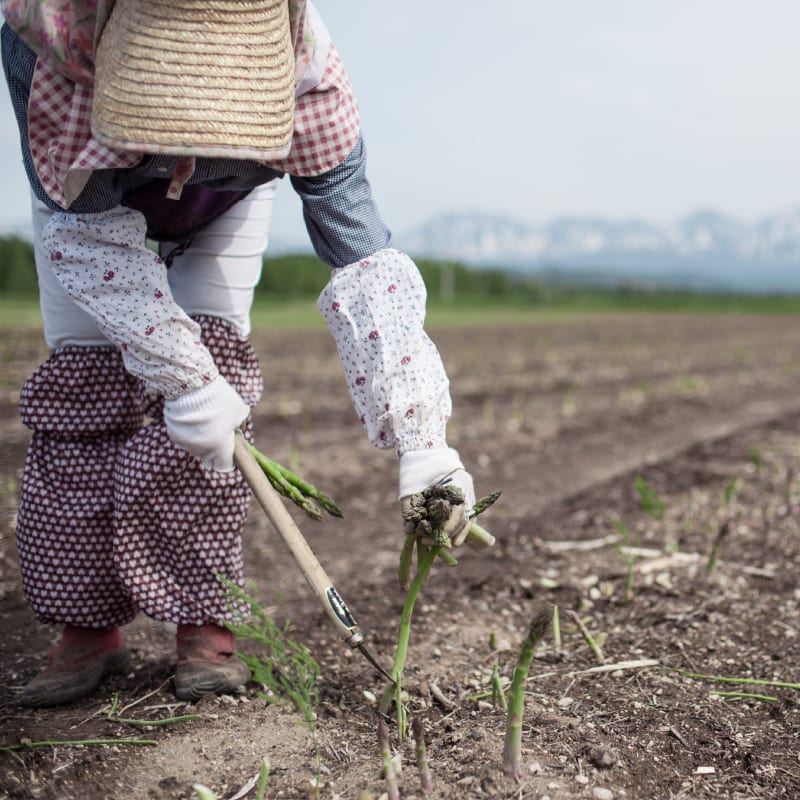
top-left (233, 432), bottom-right (394, 684)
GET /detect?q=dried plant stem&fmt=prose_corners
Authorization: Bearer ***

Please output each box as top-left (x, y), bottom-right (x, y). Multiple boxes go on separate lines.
top-left (429, 682), bottom-right (457, 710)
top-left (0, 738), bottom-right (156, 752)
top-left (564, 609), bottom-right (604, 663)
top-left (112, 714), bottom-right (200, 728)
top-left (378, 717), bottom-right (400, 800)
top-left (711, 690), bottom-right (780, 703)
top-left (412, 717), bottom-right (433, 794)
top-left (672, 668), bottom-right (800, 691)
top-left (108, 692), bottom-right (201, 728)
top-left (502, 607), bottom-right (552, 781)
top-left (114, 678), bottom-right (172, 716)
top-left (469, 658), bottom-right (660, 702)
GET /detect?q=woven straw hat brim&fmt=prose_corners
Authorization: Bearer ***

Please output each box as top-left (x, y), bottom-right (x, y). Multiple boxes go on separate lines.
top-left (92, 0), bottom-right (296, 158)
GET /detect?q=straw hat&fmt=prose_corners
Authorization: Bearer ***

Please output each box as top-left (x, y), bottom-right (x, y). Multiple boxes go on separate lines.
top-left (92, 0), bottom-right (296, 159)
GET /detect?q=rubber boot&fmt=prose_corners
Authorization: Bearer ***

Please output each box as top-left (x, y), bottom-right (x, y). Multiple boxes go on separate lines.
top-left (174, 624), bottom-right (250, 701)
top-left (22, 626), bottom-right (131, 707)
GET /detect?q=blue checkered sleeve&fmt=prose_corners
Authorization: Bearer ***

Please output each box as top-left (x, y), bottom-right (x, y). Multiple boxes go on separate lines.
top-left (290, 136), bottom-right (392, 268)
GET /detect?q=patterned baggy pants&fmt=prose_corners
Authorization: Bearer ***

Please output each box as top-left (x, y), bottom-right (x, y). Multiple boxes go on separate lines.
top-left (16, 316), bottom-right (262, 628)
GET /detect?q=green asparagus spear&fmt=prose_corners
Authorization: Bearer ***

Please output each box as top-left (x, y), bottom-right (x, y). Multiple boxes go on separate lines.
top-left (269, 458), bottom-right (342, 517)
top-left (502, 606), bottom-right (552, 781)
top-left (412, 716), bottom-right (433, 794)
top-left (247, 443), bottom-right (346, 521)
top-left (470, 491), bottom-right (502, 518)
top-left (378, 717), bottom-right (399, 800)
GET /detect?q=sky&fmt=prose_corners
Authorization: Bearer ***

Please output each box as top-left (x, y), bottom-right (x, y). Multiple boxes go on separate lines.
top-left (2, 0), bottom-right (800, 247)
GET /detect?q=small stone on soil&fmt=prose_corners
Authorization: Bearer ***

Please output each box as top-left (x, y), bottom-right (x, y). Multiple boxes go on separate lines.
top-left (218, 694), bottom-right (238, 706)
top-left (588, 745), bottom-right (619, 769)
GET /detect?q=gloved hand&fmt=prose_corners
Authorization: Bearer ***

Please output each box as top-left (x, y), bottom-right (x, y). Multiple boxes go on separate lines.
top-left (399, 448), bottom-right (476, 547)
top-left (164, 374), bottom-right (251, 472)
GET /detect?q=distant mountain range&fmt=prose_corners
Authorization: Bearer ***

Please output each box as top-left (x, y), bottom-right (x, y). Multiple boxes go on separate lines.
top-left (4, 207), bottom-right (800, 294)
top-left (394, 209), bottom-right (800, 294)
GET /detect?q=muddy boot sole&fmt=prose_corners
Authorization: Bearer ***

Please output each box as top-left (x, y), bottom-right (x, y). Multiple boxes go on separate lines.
top-left (22, 648), bottom-right (131, 708)
top-left (174, 657), bottom-right (251, 702)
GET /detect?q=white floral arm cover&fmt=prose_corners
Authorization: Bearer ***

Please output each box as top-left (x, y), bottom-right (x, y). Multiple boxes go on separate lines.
top-left (317, 248), bottom-right (452, 456)
top-left (42, 206), bottom-right (219, 398)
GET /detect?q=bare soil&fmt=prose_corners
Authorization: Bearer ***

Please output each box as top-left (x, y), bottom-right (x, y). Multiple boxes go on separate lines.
top-left (1, 312), bottom-right (800, 800)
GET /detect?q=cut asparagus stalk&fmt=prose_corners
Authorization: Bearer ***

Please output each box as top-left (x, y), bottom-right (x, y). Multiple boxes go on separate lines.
top-left (268, 458), bottom-right (342, 517)
top-left (381, 545), bottom-right (440, 735)
top-left (398, 534), bottom-right (416, 590)
top-left (491, 658), bottom-right (507, 710)
top-left (247, 443), bottom-right (343, 521)
top-left (412, 717), bottom-right (433, 794)
top-left (378, 717), bottom-right (399, 800)
top-left (465, 521), bottom-right (496, 550)
top-left (502, 607), bottom-right (552, 781)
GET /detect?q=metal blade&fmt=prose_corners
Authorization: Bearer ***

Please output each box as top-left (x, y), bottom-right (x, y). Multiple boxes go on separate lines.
top-left (357, 642), bottom-right (396, 685)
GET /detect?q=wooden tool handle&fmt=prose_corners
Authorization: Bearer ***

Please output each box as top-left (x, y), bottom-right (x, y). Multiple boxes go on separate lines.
top-left (233, 434), bottom-right (363, 644)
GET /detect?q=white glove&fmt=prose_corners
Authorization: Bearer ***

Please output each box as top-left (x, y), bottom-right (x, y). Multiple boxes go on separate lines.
top-left (399, 448), bottom-right (476, 546)
top-left (164, 375), bottom-right (251, 472)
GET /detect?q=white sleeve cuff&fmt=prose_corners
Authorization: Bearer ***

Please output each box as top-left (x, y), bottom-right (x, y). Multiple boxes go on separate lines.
top-left (398, 447), bottom-right (464, 498)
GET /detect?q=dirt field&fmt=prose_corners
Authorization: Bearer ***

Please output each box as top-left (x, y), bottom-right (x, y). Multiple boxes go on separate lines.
top-left (1, 312), bottom-right (800, 800)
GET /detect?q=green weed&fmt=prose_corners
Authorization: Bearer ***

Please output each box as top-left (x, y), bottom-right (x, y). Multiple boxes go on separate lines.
top-left (721, 479), bottom-right (738, 507)
top-left (220, 577), bottom-right (321, 795)
top-left (611, 517), bottom-right (638, 603)
top-left (747, 447), bottom-right (763, 469)
top-left (634, 476), bottom-right (666, 520)
top-left (674, 374), bottom-right (708, 395)
top-left (222, 580), bottom-right (319, 732)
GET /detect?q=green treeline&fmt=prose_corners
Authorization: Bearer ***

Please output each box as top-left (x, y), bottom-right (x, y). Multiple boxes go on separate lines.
top-left (3, 236), bottom-right (800, 313)
top-left (0, 237), bottom-right (531, 301)
top-left (0, 236), bottom-right (39, 294)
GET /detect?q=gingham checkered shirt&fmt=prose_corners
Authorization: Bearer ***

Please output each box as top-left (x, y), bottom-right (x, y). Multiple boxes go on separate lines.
top-left (1, 0), bottom-right (360, 204)
top-left (28, 41), bottom-right (360, 210)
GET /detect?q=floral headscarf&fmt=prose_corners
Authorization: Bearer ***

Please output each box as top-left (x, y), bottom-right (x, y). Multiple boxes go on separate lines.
top-left (0, 0), bottom-right (314, 87)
